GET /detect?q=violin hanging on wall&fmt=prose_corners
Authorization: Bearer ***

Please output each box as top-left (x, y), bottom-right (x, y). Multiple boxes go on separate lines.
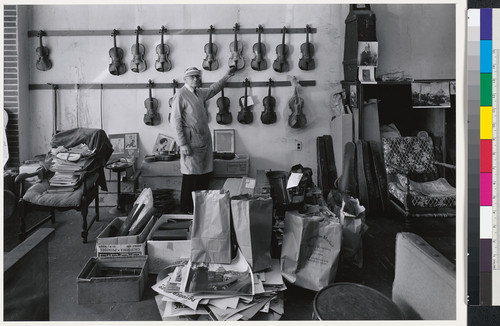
top-left (202, 25), bottom-right (218, 71)
top-left (131, 26), bottom-right (147, 73)
top-left (216, 87), bottom-right (232, 125)
top-left (109, 29), bottom-right (126, 76)
top-left (168, 79), bottom-right (178, 123)
top-left (238, 78), bottom-right (253, 124)
top-left (273, 26), bottom-right (290, 73)
top-left (261, 78), bottom-right (277, 125)
top-left (228, 23), bottom-right (245, 70)
top-left (288, 77), bottom-right (307, 129)
top-left (36, 30), bottom-right (52, 71)
top-left (144, 80), bottom-right (161, 126)
top-left (251, 25), bottom-right (267, 71)
top-left (155, 26), bottom-right (172, 72)
top-left (299, 25), bottom-right (315, 71)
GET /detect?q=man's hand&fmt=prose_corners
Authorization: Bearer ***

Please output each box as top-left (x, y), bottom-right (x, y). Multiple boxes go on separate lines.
top-left (180, 144), bottom-right (192, 156)
top-left (227, 66), bottom-right (237, 77)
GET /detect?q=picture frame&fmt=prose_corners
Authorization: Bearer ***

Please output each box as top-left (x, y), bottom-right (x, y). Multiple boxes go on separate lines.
top-left (152, 133), bottom-right (176, 154)
top-left (109, 133), bottom-right (139, 158)
top-left (213, 129), bottom-right (235, 153)
top-left (411, 81), bottom-right (452, 108)
top-left (358, 41), bottom-right (378, 66)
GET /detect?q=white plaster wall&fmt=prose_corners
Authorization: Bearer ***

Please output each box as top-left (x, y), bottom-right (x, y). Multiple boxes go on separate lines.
top-left (23, 3), bottom-right (455, 178)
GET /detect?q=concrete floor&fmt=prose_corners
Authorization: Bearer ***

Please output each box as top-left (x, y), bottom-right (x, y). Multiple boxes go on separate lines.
top-left (3, 204), bottom-right (455, 321)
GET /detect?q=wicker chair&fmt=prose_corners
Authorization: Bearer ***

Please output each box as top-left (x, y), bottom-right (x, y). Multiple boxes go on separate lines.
top-left (382, 132), bottom-right (455, 230)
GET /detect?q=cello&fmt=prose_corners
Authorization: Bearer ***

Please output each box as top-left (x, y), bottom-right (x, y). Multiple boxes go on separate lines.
top-left (202, 25), bottom-right (218, 71)
top-left (131, 26), bottom-right (147, 73)
top-left (144, 80), bottom-right (161, 126)
top-left (109, 29), bottom-right (126, 76)
top-left (288, 77), bottom-right (307, 129)
top-left (237, 79), bottom-right (253, 124)
top-left (251, 25), bottom-right (267, 71)
top-left (155, 26), bottom-right (172, 72)
top-left (216, 87), bottom-right (232, 125)
top-left (261, 78), bottom-right (277, 125)
top-left (273, 26), bottom-right (289, 73)
top-left (299, 25), bottom-right (315, 71)
top-left (168, 79), bottom-right (178, 123)
top-left (228, 23), bottom-right (245, 70)
top-left (36, 30), bottom-right (52, 71)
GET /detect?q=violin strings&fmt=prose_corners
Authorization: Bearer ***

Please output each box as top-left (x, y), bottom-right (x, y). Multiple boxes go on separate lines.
top-left (100, 84), bottom-right (104, 130)
top-left (75, 84), bottom-right (79, 128)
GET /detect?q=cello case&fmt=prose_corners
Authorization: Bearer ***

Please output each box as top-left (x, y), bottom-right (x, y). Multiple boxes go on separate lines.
top-left (343, 4), bottom-right (377, 81)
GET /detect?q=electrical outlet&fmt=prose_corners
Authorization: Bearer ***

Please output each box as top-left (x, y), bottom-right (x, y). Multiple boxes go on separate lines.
top-left (295, 141), bottom-right (302, 151)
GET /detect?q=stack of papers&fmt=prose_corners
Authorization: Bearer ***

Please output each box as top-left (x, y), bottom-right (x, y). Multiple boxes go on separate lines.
top-left (152, 253), bottom-right (286, 321)
top-left (47, 144), bottom-right (95, 192)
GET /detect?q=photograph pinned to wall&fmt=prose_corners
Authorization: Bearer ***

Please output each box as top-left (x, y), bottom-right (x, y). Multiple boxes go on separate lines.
top-left (450, 81), bottom-right (456, 95)
top-left (214, 129), bottom-right (235, 153)
top-left (358, 66), bottom-right (377, 84)
top-left (411, 81), bottom-right (451, 108)
top-left (109, 133), bottom-right (139, 158)
top-left (153, 133), bottom-right (176, 154)
top-left (358, 41), bottom-right (378, 66)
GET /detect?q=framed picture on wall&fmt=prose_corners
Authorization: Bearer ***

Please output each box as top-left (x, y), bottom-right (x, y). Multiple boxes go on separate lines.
top-left (213, 129), bottom-right (235, 153)
top-left (411, 82), bottom-right (451, 108)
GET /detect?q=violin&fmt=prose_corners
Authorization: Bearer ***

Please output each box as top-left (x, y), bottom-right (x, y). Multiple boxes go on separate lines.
top-left (216, 87), bottom-right (232, 125)
top-left (202, 25), bottom-right (218, 71)
top-left (299, 25), bottom-right (315, 71)
top-left (273, 26), bottom-right (290, 73)
top-left (238, 78), bottom-right (253, 124)
top-left (109, 29), bottom-right (126, 76)
top-left (144, 80), bottom-right (161, 126)
top-left (288, 77), bottom-right (307, 129)
top-left (228, 23), bottom-right (245, 70)
top-left (155, 26), bottom-right (172, 72)
top-left (251, 25), bottom-right (267, 71)
top-left (131, 26), bottom-right (147, 73)
top-left (36, 30), bottom-right (52, 71)
top-left (168, 79), bottom-right (178, 123)
top-left (261, 78), bottom-right (277, 125)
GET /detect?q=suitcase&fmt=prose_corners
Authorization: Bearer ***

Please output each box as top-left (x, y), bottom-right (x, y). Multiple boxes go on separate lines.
top-left (343, 4), bottom-right (377, 81)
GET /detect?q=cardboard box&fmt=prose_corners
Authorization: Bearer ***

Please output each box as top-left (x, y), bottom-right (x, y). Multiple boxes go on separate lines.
top-left (222, 177), bottom-right (256, 197)
top-left (77, 256), bottom-right (148, 304)
top-left (147, 214), bottom-right (193, 274)
top-left (96, 215), bottom-right (156, 257)
top-left (213, 154), bottom-right (249, 177)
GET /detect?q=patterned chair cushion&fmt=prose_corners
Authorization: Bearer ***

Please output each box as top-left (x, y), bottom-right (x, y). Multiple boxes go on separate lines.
top-left (389, 178), bottom-right (456, 209)
top-left (382, 136), bottom-right (437, 176)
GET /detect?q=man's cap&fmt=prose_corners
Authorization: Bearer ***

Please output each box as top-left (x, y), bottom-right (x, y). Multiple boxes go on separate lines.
top-left (184, 67), bottom-right (201, 77)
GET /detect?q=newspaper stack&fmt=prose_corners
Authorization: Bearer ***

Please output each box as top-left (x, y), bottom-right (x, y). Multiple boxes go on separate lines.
top-left (152, 252), bottom-right (286, 321)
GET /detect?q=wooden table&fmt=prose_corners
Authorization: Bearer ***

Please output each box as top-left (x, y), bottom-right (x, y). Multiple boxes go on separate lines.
top-left (313, 282), bottom-right (404, 320)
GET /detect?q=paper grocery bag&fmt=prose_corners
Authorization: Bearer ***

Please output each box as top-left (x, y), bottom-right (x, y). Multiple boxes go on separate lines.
top-left (230, 195), bottom-right (273, 272)
top-left (281, 210), bottom-right (342, 291)
top-left (190, 190), bottom-right (231, 264)
top-left (339, 195), bottom-right (368, 268)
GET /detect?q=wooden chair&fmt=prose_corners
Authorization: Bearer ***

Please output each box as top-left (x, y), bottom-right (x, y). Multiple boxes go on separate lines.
top-left (382, 132), bottom-right (455, 230)
top-left (15, 128), bottom-right (113, 243)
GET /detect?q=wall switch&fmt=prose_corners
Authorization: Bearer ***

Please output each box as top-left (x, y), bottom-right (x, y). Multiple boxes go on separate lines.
top-left (295, 141), bottom-right (302, 151)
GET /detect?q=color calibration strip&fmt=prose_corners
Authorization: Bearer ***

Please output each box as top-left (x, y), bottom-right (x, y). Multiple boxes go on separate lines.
top-left (479, 8), bottom-right (493, 306)
top-left (467, 8), bottom-right (481, 306)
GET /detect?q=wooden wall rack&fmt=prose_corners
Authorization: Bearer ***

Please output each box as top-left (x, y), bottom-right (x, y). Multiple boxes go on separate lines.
top-left (29, 80), bottom-right (316, 90)
top-left (28, 27), bottom-right (317, 38)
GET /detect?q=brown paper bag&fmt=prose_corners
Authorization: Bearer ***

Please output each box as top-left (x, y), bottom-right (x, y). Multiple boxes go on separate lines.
top-left (339, 195), bottom-right (368, 268)
top-left (281, 209), bottom-right (342, 291)
top-left (230, 195), bottom-right (273, 272)
top-left (190, 190), bottom-right (231, 264)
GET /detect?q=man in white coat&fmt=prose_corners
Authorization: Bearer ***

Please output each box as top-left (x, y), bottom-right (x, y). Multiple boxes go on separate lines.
top-left (170, 66), bottom-right (237, 213)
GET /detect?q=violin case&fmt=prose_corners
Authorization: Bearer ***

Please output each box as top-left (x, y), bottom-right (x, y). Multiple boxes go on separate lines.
top-left (342, 4), bottom-right (377, 81)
